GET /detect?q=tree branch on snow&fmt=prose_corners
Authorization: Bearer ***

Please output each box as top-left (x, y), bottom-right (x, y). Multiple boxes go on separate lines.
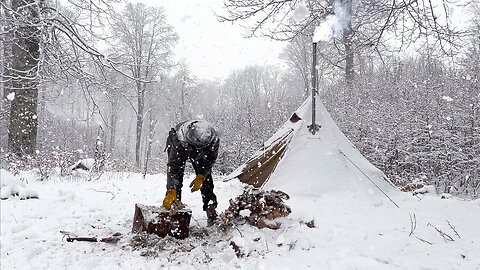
top-left (88, 188), bottom-right (115, 200)
top-left (409, 213), bottom-right (416, 236)
top-left (446, 220), bottom-right (461, 239)
top-left (408, 213), bottom-right (432, 245)
top-left (414, 235), bottom-right (433, 245)
top-left (445, 220), bottom-right (461, 239)
top-left (427, 223), bottom-right (454, 242)
top-left (234, 226), bottom-right (243, 238)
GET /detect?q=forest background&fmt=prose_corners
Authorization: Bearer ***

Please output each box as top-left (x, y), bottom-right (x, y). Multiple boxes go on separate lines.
top-left (1, 0), bottom-right (479, 198)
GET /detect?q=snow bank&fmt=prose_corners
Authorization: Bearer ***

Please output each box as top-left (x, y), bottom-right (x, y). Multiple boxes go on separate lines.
top-left (0, 169), bottom-right (38, 200)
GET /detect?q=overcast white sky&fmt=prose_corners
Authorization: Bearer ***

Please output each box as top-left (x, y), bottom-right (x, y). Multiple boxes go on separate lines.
top-left (141, 0), bottom-right (286, 80)
top-left (134, 0), bottom-right (474, 81)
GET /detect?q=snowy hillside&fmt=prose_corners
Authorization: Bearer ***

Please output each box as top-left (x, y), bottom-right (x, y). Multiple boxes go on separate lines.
top-left (1, 171), bottom-right (479, 270)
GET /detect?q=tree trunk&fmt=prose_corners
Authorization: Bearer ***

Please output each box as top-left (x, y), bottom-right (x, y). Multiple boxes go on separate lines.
top-left (344, 31), bottom-right (355, 86)
top-left (125, 118), bottom-right (133, 160)
top-left (7, 0), bottom-right (40, 157)
top-left (1, 1), bottom-right (12, 151)
top-left (342, 0), bottom-right (354, 86)
top-left (135, 83), bottom-right (145, 167)
top-left (180, 83), bottom-right (186, 119)
top-left (0, 4), bottom-right (5, 102)
top-left (302, 40), bottom-right (310, 98)
top-left (135, 112), bottom-right (143, 167)
top-left (109, 93), bottom-right (120, 154)
top-left (143, 112), bottom-right (156, 176)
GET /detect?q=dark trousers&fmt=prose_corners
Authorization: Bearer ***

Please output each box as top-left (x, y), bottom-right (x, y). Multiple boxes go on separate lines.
top-left (166, 129), bottom-right (217, 211)
top-left (199, 174), bottom-right (217, 211)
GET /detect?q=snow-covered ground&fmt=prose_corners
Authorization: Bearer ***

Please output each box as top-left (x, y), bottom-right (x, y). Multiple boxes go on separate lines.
top-left (1, 171), bottom-right (480, 270)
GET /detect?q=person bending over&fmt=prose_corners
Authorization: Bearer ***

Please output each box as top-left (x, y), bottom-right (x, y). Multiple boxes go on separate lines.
top-left (163, 119), bottom-right (220, 225)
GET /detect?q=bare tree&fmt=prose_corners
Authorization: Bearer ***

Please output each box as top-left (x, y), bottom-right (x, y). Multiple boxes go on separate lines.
top-left (280, 34), bottom-right (312, 97)
top-left (172, 61), bottom-right (197, 120)
top-left (208, 65), bottom-right (304, 173)
top-left (1, 0), bottom-right (122, 159)
top-left (219, 0), bottom-right (465, 85)
top-left (99, 69), bottom-right (128, 155)
top-left (109, 3), bottom-right (177, 167)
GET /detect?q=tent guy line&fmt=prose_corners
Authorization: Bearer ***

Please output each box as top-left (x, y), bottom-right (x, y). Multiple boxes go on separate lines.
top-left (339, 149), bottom-right (400, 208)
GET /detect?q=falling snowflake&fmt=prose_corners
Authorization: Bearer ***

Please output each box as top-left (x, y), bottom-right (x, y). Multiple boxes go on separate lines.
top-left (442, 96), bottom-right (453, 102)
top-left (6, 92), bottom-right (15, 101)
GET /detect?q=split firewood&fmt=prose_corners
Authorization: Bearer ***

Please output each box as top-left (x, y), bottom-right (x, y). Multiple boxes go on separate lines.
top-left (400, 183), bottom-right (424, 192)
top-left (220, 189), bottom-right (291, 230)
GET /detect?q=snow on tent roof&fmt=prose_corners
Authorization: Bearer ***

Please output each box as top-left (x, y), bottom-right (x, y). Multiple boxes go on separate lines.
top-left (226, 95), bottom-right (400, 206)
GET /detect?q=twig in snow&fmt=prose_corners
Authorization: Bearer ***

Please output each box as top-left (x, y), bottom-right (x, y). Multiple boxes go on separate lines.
top-left (88, 188), bottom-right (115, 200)
top-left (88, 171), bottom-right (105, 182)
top-left (428, 223), bottom-right (454, 242)
top-left (234, 225), bottom-right (243, 238)
top-left (414, 194), bottom-right (424, 201)
top-left (408, 213), bottom-right (432, 245)
top-left (11, 214), bottom-right (18, 224)
top-left (415, 235), bottom-right (433, 245)
top-left (409, 213), bottom-right (417, 236)
top-left (445, 220), bottom-right (461, 239)
top-left (191, 216), bottom-right (202, 227)
top-left (111, 182), bottom-right (121, 192)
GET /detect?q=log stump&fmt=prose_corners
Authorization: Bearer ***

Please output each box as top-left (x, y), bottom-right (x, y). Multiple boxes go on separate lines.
top-left (132, 203), bottom-right (192, 240)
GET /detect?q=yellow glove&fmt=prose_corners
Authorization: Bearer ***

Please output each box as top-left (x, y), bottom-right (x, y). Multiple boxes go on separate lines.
top-left (189, 174), bottom-right (205, 192)
top-left (162, 189), bottom-right (177, 209)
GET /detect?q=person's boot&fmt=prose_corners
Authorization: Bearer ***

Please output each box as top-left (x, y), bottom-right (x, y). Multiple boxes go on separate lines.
top-left (206, 203), bottom-right (218, 227)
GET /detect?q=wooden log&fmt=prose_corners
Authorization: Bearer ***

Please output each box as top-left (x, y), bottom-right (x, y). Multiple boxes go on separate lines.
top-left (132, 203), bottom-right (192, 240)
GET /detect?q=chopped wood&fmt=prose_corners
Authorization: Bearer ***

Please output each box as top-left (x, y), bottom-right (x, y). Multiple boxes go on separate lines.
top-left (220, 189), bottom-right (291, 230)
top-left (401, 183), bottom-right (424, 192)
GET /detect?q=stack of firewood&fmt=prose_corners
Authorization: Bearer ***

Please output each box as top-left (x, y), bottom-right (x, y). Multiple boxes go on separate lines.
top-left (400, 183), bottom-right (425, 192)
top-left (220, 189), bottom-right (291, 230)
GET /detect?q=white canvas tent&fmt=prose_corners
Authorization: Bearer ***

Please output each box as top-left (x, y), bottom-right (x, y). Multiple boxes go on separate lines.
top-left (227, 95), bottom-right (400, 206)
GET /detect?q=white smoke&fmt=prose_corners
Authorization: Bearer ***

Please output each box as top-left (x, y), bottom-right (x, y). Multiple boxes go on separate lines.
top-left (313, 1), bottom-right (350, 42)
